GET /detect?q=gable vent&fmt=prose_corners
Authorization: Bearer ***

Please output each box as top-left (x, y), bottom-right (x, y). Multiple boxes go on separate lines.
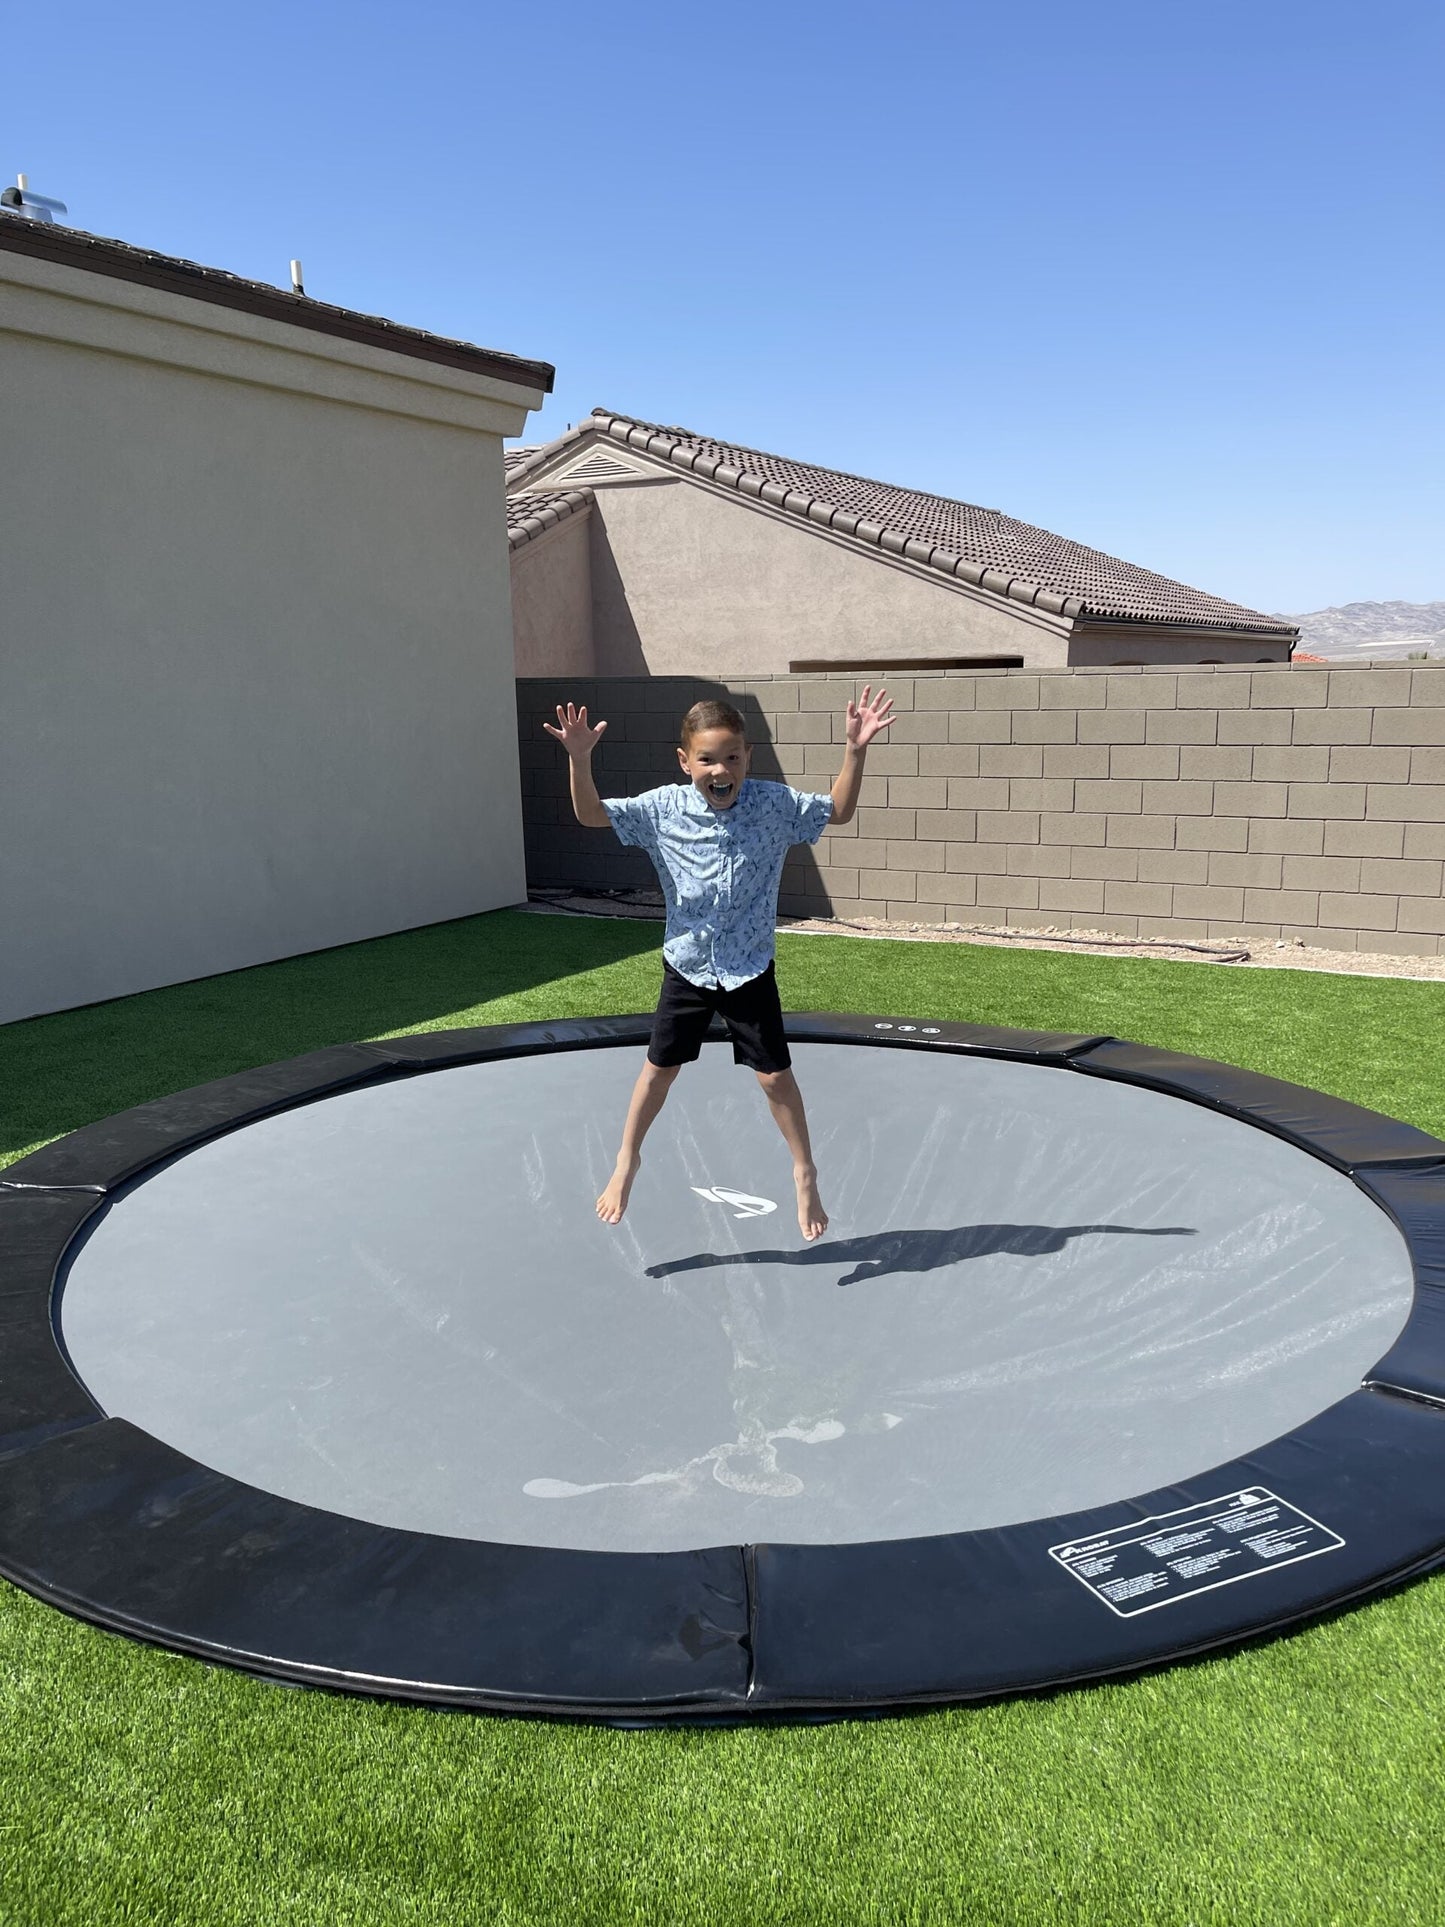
top-left (548, 447), bottom-right (663, 486)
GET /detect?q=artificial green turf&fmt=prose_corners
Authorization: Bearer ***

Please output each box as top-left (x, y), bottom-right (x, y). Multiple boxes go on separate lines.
top-left (3, 909), bottom-right (1445, 1926)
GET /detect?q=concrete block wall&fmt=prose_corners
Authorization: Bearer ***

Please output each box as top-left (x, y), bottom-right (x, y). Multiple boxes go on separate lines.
top-left (518, 667), bottom-right (1445, 958)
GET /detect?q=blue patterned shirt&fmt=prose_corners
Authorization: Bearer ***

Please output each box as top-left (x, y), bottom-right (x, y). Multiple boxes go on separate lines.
top-left (604, 779), bottom-right (833, 989)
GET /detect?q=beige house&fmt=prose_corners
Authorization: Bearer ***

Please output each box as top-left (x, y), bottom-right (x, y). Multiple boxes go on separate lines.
top-left (507, 410), bottom-right (1296, 677)
top-left (1, 216), bottom-right (551, 1023)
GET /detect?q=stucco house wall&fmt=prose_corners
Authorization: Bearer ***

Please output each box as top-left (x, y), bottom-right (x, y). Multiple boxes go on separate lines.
top-left (1, 232), bottom-right (549, 1024)
top-left (581, 478), bottom-right (1066, 675)
top-left (509, 506), bottom-right (594, 676)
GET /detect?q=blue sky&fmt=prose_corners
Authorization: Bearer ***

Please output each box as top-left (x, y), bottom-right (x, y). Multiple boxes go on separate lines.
top-left (5, 0), bottom-right (1441, 613)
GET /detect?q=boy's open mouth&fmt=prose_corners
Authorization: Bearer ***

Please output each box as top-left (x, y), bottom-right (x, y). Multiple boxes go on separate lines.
top-left (707, 779), bottom-right (735, 802)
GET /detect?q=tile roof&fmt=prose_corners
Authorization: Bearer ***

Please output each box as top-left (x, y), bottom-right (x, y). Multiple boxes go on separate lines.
top-left (506, 487), bottom-right (593, 549)
top-left (506, 409), bottom-right (1293, 634)
top-left (0, 217), bottom-right (554, 391)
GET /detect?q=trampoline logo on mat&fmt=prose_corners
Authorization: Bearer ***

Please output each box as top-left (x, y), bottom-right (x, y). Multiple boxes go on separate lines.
top-left (692, 1186), bottom-right (778, 1219)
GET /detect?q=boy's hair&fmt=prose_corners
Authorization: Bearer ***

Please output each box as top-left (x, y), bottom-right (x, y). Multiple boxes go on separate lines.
top-left (680, 699), bottom-right (746, 747)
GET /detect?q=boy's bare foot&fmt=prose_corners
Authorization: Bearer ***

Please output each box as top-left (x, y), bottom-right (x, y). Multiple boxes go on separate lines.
top-left (795, 1166), bottom-right (828, 1241)
top-left (597, 1157), bottom-right (641, 1225)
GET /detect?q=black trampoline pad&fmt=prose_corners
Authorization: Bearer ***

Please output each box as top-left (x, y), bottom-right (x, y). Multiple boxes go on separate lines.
top-left (57, 1043), bottom-right (1415, 1553)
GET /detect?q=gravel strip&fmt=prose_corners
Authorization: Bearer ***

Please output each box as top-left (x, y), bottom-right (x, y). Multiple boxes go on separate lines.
top-left (521, 892), bottom-right (1445, 983)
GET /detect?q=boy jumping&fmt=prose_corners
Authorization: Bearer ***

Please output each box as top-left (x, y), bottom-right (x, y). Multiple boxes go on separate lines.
top-left (543, 687), bottom-right (894, 1241)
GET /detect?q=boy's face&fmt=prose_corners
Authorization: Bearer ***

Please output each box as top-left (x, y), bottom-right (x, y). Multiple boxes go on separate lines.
top-left (678, 727), bottom-right (750, 809)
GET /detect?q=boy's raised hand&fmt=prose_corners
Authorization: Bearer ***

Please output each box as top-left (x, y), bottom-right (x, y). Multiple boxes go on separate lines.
top-left (846, 685), bottom-right (895, 750)
top-left (543, 702), bottom-right (609, 758)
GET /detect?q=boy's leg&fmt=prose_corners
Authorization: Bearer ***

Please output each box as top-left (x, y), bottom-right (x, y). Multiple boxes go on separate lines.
top-left (755, 1067), bottom-right (828, 1242)
top-left (717, 964), bottom-right (828, 1242)
top-left (597, 1060), bottom-right (681, 1224)
top-left (597, 963), bottom-right (713, 1226)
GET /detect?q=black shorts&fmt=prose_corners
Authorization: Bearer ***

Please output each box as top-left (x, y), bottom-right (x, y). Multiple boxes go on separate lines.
top-left (648, 961), bottom-right (791, 1074)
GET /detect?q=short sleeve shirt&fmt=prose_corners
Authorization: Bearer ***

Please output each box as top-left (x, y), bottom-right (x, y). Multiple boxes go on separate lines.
top-left (603, 779), bottom-right (833, 989)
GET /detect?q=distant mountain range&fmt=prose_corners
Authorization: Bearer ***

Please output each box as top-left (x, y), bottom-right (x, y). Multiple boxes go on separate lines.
top-left (1277, 601), bottom-right (1445, 661)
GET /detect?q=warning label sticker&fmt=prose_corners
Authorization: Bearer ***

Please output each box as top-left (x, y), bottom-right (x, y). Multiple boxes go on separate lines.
top-left (1049, 1488), bottom-right (1345, 1618)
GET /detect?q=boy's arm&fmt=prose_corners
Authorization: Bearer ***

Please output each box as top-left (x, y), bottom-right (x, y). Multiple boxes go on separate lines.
top-left (829, 685), bottom-right (894, 826)
top-left (542, 703), bottom-right (613, 828)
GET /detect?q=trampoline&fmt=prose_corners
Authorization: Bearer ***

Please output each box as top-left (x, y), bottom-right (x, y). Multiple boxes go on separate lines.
top-left (2, 1013), bottom-right (1445, 1722)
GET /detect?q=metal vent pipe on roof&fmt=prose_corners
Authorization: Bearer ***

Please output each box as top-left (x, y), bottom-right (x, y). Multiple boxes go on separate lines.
top-left (290, 259), bottom-right (305, 297)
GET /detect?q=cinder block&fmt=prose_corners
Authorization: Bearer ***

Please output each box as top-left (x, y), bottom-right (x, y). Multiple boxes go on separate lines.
top-left (1145, 711), bottom-right (1218, 745)
top-left (915, 873), bottom-right (960, 906)
top-left (1042, 675), bottom-right (1106, 710)
top-left (1398, 898), bottom-right (1445, 936)
top-left (1323, 820), bottom-right (1403, 858)
top-left (1177, 671), bottom-right (1251, 708)
top-left (1177, 817), bottom-right (1249, 852)
top-left (1213, 781), bottom-right (1289, 818)
top-left (887, 900), bottom-right (926, 921)
top-left (1071, 845), bottom-right (1140, 882)
top-left (1081, 912), bottom-right (1139, 937)
top-left (1040, 810), bottom-right (1107, 846)
top-left (1252, 669), bottom-right (1327, 707)
top-left (887, 777), bottom-right (948, 809)
top-left (1413, 748), bottom-right (1445, 784)
top-left (1105, 814), bottom-right (1177, 849)
top-left (857, 807), bottom-right (907, 841)
top-left (776, 711), bottom-right (835, 744)
top-left (820, 866), bottom-right (860, 900)
top-left (1137, 916), bottom-right (1214, 941)
top-left (1218, 710), bottom-right (1292, 745)
top-left (1319, 892), bottom-right (1399, 932)
top-left (1044, 745), bottom-right (1110, 779)
top-left (798, 680), bottom-right (850, 711)
top-left (1327, 746), bottom-right (1413, 783)
top-left (1006, 845), bottom-right (1074, 878)
top-left (1106, 673), bottom-right (1177, 709)
top-left (1075, 778), bottom-right (1144, 813)
top-left (1360, 857), bottom-right (1444, 897)
top-left (1366, 784), bottom-right (1445, 822)
top-left (980, 745), bottom-right (1044, 778)
top-left (1327, 669), bottom-right (1413, 707)
top-left (1246, 889), bottom-right (1320, 924)
top-left (1171, 884), bottom-right (1246, 921)
top-left (850, 838), bottom-right (891, 869)
top-left (1009, 778), bottom-right (1076, 813)
top-left (1404, 824), bottom-right (1445, 860)
top-left (1282, 855), bottom-right (1361, 892)
top-left (976, 874), bottom-right (1041, 911)
top-left (976, 675), bottom-right (1040, 710)
top-left (976, 810), bottom-right (1041, 846)
top-left (912, 811), bottom-right (956, 842)
top-left (1179, 745), bottom-right (1253, 781)
top-left (919, 745), bottom-right (982, 778)
top-left (946, 777), bottom-right (1011, 811)
top-left (949, 710), bottom-right (1013, 744)
top-left (1251, 746), bottom-right (1332, 783)
top-left (1289, 708), bottom-right (1373, 745)
top-left (1143, 780), bottom-right (1214, 816)
top-left (1012, 711), bottom-right (1078, 744)
top-left (913, 677), bottom-right (977, 710)
top-left (1282, 924), bottom-right (1362, 951)
top-left (1372, 708), bottom-right (1445, 746)
top-left (1139, 849), bottom-right (1210, 885)
top-left (945, 884), bottom-right (979, 913)
top-left (1078, 710), bottom-right (1146, 744)
top-left (1209, 851), bottom-right (1283, 889)
top-left (882, 711), bottom-right (950, 744)
top-left (949, 841), bottom-right (1007, 875)
top-left (1104, 880), bottom-right (1174, 916)
top-left (1111, 745), bottom-right (1181, 780)
top-left (852, 741), bottom-right (918, 774)
top-left (1359, 929), bottom-right (1441, 957)
top-left (1247, 818), bottom-right (1324, 855)
top-left (1038, 879), bottom-right (1106, 915)
top-left (757, 680), bottom-right (801, 712)
top-left (882, 872), bottom-right (918, 902)
top-left (889, 839), bottom-right (947, 874)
